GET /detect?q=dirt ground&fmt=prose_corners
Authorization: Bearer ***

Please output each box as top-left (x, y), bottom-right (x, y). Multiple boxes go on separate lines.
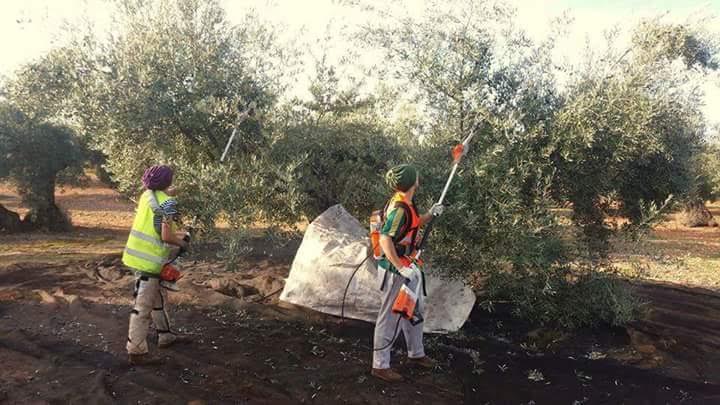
top-left (2, 181), bottom-right (720, 404)
top-left (612, 206), bottom-right (720, 290)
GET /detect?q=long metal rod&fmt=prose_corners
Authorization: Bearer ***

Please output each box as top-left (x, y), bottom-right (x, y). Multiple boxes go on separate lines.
top-left (437, 162), bottom-right (459, 205)
top-left (220, 101), bottom-right (256, 162)
top-left (415, 129), bottom-right (478, 258)
top-left (220, 127), bottom-right (239, 162)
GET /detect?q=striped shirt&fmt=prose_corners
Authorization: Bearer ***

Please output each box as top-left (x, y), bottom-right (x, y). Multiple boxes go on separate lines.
top-left (153, 198), bottom-right (179, 235)
top-left (381, 206), bottom-right (407, 239)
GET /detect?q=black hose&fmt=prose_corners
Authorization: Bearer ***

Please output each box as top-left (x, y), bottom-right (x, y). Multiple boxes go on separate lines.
top-left (252, 287), bottom-right (284, 303)
top-left (340, 254), bottom-right (370, 323)
top-left (341, 254), bottom-right (404, 352)
top-left (373, 316), bottom-right (402, 352)
top-left (342, 206), bottom-right (439, 352)
top-left (415, 215), bottom-right (436, 252)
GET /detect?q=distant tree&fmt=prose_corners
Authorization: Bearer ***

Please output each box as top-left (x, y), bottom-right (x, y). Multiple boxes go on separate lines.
top-left (550, 19), bottom-right (713, 252)
top-left (0, 103), bottom-right (85, 232)
top-left (632, 20), bottom-right (719, 70)
top-left (631, 19), bottom-right (720, 227)
top-left (681, 143), bottom-right (720, 227)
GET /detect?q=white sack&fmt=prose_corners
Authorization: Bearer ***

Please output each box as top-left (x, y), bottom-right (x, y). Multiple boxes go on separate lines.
top-left (280, 204), bottom-right (475, 333)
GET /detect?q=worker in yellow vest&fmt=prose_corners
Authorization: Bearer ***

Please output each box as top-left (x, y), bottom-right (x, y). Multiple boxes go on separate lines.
top-left (123, 165), bottom-right (190, 365)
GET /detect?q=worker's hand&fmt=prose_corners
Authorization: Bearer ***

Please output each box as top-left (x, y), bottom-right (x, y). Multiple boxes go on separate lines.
top-left (174, 232), bottom-right (189, 251)
top-left (429, 203), bottom-right (444, 217)
top-left (397, 263), bottom-right (420, 281)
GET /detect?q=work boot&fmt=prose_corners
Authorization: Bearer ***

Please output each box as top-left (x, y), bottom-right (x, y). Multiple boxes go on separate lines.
top-left (371, 368), bottom-right (404, 382)
top-left (408, 355), bottom-right (437, 369)
top-left (158, 332), bottom-right (193, 348)
top-left (128, 352), bottom-right (164, 366)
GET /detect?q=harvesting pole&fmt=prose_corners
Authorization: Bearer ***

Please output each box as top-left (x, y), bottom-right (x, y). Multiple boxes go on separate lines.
top-left (438, 131), bottom-right (476, 205)
top-left (414, 122), bottom-right (480, 258)
top-left (220, 100), bottom-right (257, 163)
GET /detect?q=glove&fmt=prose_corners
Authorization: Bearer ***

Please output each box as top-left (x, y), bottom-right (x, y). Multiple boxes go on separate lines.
top-left (397, 263), bottom-right (420, 281)
top-left (179, 232), bottom-right (191, 255)
top-left (429, 203), bottom-right (444, 217)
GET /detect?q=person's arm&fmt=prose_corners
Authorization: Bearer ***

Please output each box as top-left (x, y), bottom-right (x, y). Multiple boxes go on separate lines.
top-left (158, 198), bottom-right (187, 248)
top-left (161, 221), bottom-right (188, 248)
top-left (380, 234), bottom-right (405, 270)
top-left (419, 203), bottom-right (444, 226)
top-left (379, 206), bottom-right (417, 279)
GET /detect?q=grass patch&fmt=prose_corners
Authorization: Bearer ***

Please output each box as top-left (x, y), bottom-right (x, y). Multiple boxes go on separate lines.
top-left (612, 203), bottom-right (720, 290)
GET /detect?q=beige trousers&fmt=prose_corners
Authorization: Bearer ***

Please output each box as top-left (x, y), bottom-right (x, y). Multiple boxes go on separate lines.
top-left (127, 276), bottom-right (174, 355)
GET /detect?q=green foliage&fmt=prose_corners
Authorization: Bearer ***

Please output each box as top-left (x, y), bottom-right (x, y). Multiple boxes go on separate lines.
top-left (86, 2), bottom-right (275, 160)
top-left (632, 20), bottom-right (719, 70)
top-left (229, 51), bottom-right (407, 224)
top-left (485, 265), bottom-right (640, 329)
top-left (266, 112), bottom-right (403, 223)
top-left (552, 76), bottom-right (683, 254)
top-left (413, 130), bottom-right (565, 277)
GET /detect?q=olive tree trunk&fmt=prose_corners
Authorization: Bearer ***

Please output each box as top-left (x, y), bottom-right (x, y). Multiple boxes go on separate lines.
top-left (681, 200), bottom-right (718, 227)
top-left (21, 175), bottom-right (71, 232)
top-left (0, 204), bottom-right (24, 233)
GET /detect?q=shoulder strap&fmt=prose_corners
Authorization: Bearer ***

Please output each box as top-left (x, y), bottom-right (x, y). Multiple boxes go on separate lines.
top-left (400, 200), bottom-right (420, 248)
top-left (390, 200), bottom-right (413, 243)
top-left (380, 199), bottom-right (391, 221)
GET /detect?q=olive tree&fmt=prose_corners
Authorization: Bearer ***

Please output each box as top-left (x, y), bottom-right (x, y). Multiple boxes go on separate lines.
top-left (22, 0), bottom-right (294, 230)
top-left (360, 1), bottom-right (638, 328)
top-left (0, 102), bottom-right (85, 232)
top-left (263, 54), bottom-right (405, 224)
top-left (631, 19), bottom-right (720, 227)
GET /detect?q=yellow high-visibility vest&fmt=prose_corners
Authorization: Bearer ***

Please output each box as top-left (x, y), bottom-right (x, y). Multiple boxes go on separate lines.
top-left (122, 190), bottom-right (172, 274)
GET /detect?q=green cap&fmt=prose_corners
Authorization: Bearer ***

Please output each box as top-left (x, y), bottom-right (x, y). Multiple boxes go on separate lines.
top-left (385, 164), bottom-right (418, 192)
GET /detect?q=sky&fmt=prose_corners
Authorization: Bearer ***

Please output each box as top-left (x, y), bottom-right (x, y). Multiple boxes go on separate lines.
top-left (1, 0), bottom-right (719, 128)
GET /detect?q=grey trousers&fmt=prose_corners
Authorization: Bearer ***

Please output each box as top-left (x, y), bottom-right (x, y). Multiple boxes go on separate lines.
top-left (127, 277), bottom-right (173, 354)
top-left (372, 270), bottom-right (425, 369)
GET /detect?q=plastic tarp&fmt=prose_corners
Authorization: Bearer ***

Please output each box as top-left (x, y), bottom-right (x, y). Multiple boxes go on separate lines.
top-left (280, 204), bottom-right (476, 333)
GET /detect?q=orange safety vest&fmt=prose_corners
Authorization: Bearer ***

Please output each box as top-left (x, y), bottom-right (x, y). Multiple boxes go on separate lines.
top-left (370, 192), bottom-right (420, 260)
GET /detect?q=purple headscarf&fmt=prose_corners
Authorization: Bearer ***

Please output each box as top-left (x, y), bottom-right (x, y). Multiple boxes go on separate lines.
top-left (142, 165), bottom-right (174, 191)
